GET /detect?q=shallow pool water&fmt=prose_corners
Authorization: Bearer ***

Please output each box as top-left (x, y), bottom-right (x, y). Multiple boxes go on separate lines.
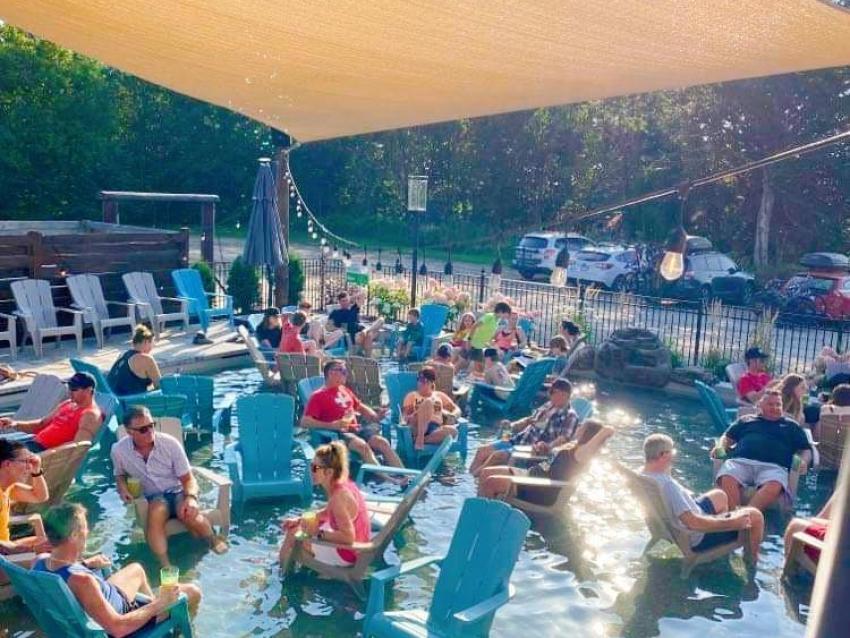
top-left (1, 367), bottom-right (832, 637)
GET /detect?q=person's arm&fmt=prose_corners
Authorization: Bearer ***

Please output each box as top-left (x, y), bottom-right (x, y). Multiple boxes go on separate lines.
top-left (358, 403), bottom-right (387, 423)
top-left (74, 410), bottom-right (102, 443)
top-left (572, 425), bottom-right (615, 465)
top-left (301, 414), bottom-right (346, 431)
top-left (177, 470), bottom-right (202, 520)
top-left (10, 457), bottom-right (48, 504)
top-left (12, 404), bottom-right (61, 434)
top-left (135, 353), bottom-right (161, 388)
top-left (316, 490), bottom-right (357, 545)
top-left (679, 509), bottom-right (752, 533)
top-left (439, 392), bottom-right (460, 418)
top-left (69, 572), bottom-right (178, 638)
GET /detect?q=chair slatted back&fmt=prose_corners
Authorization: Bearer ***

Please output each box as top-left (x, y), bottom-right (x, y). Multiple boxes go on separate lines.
top-left (238, 326), bottom-right (275, 383)
top-left (14, 374), bottom-right (68, 421)
top-left (277, 353), bottom-right (323, 386)
top-left (40, 442), bottom-right (92, 507)
top-left (161, 375), bottom-right (215, 432)
top-left (172, 268), bottom-right (209, 315)
top-left (385, 372), bottom-right (418, 423)
top-left (344, 356), bottom-right (382, 406)
top-left (420, 304), bottom-right (450, 339)
top-left (694, 380), bottom-right (730, 434)
top-left (429, 498), bottom-right (530, 636)
top-left (506, 357), bottom-right (555, 413)
top-left (818, 409), bottom-right (850, 470)
top-left (123, 272), bottom-right (164, 316)
top-left (236, 394), bottom-right (297, 483)
top-left (11, 279), bottom-right (57, 330)
top-left (297, 376), bottom-right (325, 414)
top-left (571, 397), bottom-right (593, 423)
top-left (408, 361), bottom-right (454, 396)
top-left (67, 274), bottom-right (109, 324)
top-left (369, 477), bottom-right (429, 551)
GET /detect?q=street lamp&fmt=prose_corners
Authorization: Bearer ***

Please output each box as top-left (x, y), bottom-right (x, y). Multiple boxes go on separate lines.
top-left (408, 175), bottom-right (428, 306)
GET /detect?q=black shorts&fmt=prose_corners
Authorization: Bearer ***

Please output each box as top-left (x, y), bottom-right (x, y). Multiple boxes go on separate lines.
top-left (691, 495), bottom-right (739, 552)
top-left (346, 425), bottom-right (380, 443)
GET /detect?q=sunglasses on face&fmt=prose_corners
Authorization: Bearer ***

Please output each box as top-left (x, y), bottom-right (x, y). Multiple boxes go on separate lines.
top-left (129, 422), bottom-right (155, 434)
top-left (330, 367), bottom-right (347, 375)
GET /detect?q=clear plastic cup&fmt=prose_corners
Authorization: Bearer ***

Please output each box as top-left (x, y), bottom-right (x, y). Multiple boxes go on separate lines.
top-left (126, 477), bottom-right (142, 499)
top-left (160, 565), bottom-right (179, 589)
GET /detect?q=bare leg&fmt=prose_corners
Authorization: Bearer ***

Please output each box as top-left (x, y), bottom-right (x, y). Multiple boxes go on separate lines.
top-left (346, 435), bottom-right (380, 466)
top-left (719, 475), bottom-right (743, 510)
top-left (425, 425), bottom-right (458, 445)
top-left (704, 488), bottom-right (729, 514)
top-left (145, 501), bottom-right (172, 567)
top-left (177, 583), bottom-right (202, 615)
top-left (783, 518), bottom-right (810, 559)
top-left (748, 480), bottom-right (784, 511)
top-left (471, 450), bottom-right (511, 477)
top-left (741, 506), bottom-right (765, 563)
top-left (279, 529), bottom-right (298, 574)
top-left (480, 475), bottom-right (514, 499)
top-left (108, 562), bottom-right (152, 600)
top-left (415, 399), bottom-right (437, 449)
top-left (369, 435), bottom-right (404, 468)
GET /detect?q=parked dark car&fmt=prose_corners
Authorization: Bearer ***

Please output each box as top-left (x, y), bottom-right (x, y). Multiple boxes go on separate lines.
top-left (660, 238), bottom-right (755, 305)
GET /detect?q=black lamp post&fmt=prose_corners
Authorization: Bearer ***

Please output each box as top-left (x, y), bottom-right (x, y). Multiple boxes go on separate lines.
top-left (408, 175), bottom-right (428, 306)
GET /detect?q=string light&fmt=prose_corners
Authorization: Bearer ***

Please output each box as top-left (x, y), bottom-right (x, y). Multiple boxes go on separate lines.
top-left (332, 245), bottom-right (339, 259)
top-left (375, 248), bottom-right (383, 272)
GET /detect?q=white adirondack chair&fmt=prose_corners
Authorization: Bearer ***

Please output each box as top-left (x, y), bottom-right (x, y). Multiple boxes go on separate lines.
top-left (122, 272), bottom-right (189, 337)
top-left (67, 274), bottom-right (136, 348)
top-left (1, 374), bottom-right (68, 421)
top-left (0, 312), bottom-right (16, 359)
top-left (11, 279), bottom-right (84, 358)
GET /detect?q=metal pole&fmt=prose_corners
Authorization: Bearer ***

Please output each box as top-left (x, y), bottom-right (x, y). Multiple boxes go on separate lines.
top-left (411, 212), bottom-right (420, 307)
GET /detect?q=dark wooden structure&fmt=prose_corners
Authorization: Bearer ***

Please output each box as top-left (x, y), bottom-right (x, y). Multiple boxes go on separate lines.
top-left (0, 221), bottom-right (189, 317)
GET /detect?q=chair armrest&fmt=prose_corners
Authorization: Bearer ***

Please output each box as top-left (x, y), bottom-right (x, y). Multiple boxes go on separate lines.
top-left (510, 451), bottom-right (548, 464)
top-left (453, 584), bottom-right (514, 625)
top-left (104, 300), bottom-right (135, 308)
top-left (294, 439), bottom-right (315, 461)
top-left (223, 441), bottom-right (241, 464)
top-left (472, 381), bottom-right (516, 394)
top-left (0, 312), bottom-right (16, 321)
top-left (10, 513), bottom-right (45, 538)
top-left (193, 465), bottom-right (232, 488)
top-left (793, 530), bottom-right (825, 552)
top-left (371, 554), bottom-right (443, 584)
top-left (507, 476), bottom-right (571, 489)
top-left (160, 296), bottom-right (191, 304)
top-left (356, 463), bottom-right (422, 483)
top-left (56, 307), bottom-right (86, 316)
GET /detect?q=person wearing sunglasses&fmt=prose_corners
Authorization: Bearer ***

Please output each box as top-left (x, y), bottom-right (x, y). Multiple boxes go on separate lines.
top-left (401, 366), bottom-right (460, 450)
top-left (279, 441), bottom-right (370, 573)
top-left (110, 406), bottom-right (228, 566)
top-left (0, 439), bottom-right (49, 556)
top-left (302, 360), bottom-right (404, 469)
top-left (0, 372), bottom-right (102, 453)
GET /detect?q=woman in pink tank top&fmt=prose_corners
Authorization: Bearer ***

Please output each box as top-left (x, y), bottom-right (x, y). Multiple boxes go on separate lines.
top-left (279, 440), bottom-right (370, 572)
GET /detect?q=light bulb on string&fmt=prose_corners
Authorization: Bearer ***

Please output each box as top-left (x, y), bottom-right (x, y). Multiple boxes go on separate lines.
top-left (235, 220), bottom-right (241, 230)
top-left (322, 245), bottom-right (331, 255)
top-left (320, 237), bottom-right (327, 246)
top-left (375, 248), bottom-right (383, 272)
top-left (332, 245), bottom-right (339, 259)
top-left (660, 184), bottom-right (690, 282)
top-left (312, 231), bottom-right (319, 240)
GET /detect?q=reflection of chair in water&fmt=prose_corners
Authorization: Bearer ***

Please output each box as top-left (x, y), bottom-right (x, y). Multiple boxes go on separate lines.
top-left (614, 461), bottom-right (749, 577)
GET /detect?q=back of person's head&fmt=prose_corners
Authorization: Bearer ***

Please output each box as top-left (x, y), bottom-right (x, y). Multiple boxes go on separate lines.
top-left (314, 440), bottom-right (349, 481)
top-left (44, 502), bottom-right (87, 546)
top-left (323, 359), bottom-right (344, 378)
top-left (436, 344), bottom-right (452, 360)
top-left (337, 291), bottom-right (349, 301)
top-left (290, 311), bottom-right (308, 327)
top-left (132, 324), bottom-right (154, 346)
top-left (561, 320), bottom-right (580, 336)
top-left (779, 373), bottom-right (805, 408)
top-left (493, 302), bottom-right (512, 315)
top-left (408, 308), bottom-right (421, 321)
top-left (122, 404), bottom-right (152, 428)
top-left (550, 378), bottom-right (573, 397)
top-left (418, 366), bottom-right (437, 384)
top-left (0, 439), bottom-right (25, 466)
top-left (576, 419), bottom-right (604, 445)
top-left (549, 335), bottom-right (568, 352)
top-left (643, 433), bottom-right (674, 461)
top-left (483, 347), bottom-right (499, 362)
top-left (832, 384), bottom-right (850, 406)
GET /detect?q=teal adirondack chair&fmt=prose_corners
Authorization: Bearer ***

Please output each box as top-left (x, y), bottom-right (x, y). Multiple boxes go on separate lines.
top-left (571, 396), bottom-right (594, 423)
top-left (75, 392), bottom-right (120, 482)
top-left (297, 376), bottom-right (340, 447)
top-left (161, 375), bottom-right (234, 434)
top-left (0, 556), bottom-right (193, 638)
top-left (127, 393), bottom-right (194, 439)
top-left (410, 304), bottom-right (450, 361)
top-left (384, 372), bottom-right (418, 441)
top-left (171, 268), bottom-right (234, 332)
top-left (70, 357), bottom-right (158, 420)
top-left (363, 498), bottom-right (530, 638)
top-left (469, 357), bottom-right (555, 419)
top-left (225, 394), bottom-right (313, 503)
top-left (356, 436), bottom-right (453, 504)
top-left (694, 380), bottom-right (738, 434)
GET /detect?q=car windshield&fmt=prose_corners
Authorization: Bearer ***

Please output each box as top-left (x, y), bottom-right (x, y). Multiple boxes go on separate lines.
top-left (786, 275), bottom-right (834, 295)
top-left (575, 251), bottom-right (610, 262)
top-left (519, 236), bottom-right (548, 249)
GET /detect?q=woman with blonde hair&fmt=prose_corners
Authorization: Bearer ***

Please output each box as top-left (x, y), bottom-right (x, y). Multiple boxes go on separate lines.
top-left (278, 441), bottom-right (370, 573)
top-left (451, 311), bottom-right (476, 369)
top-left (778, 372), bottom-right (821, 467)
top-left (107, 325), bottom-right (161, 396)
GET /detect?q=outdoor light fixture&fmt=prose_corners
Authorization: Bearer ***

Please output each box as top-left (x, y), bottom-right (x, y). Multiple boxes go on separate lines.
top-left (490, 255), bottom-right (503, 296)
top-left (332, 245), bottom-right (339, 259)
top-left (444, 247), bottom-right (454, 276)
top-left (408, 175), bottom-right (429, 305)
top-left (550, 244), bottom-right (569, 287)
top-left (659, 183), bottom-right (691, 282)
top-left (375, 248), bottom-right (383, 272)
top-left (419, 261), bottom-right (428, 276)
top-left (395, 248), bottom-right (404, 274)
top-left (362, 246), bottom-right (368, 267)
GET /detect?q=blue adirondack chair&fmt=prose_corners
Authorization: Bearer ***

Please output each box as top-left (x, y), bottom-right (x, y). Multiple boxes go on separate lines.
top-left (571, 396), bottom-right (594, 423)
top-left (70, 358), bottom-right (158, 420)
top-left (171, 268), bottom-right (234, 332)
top-left (694, 380), bottom-right (738, 434)
top-left (161, 374), bottom-right (234, 434)
top-left (363, 498), bottom-right (530, 638)
top-left (469, 357), bottom-right (555, 420)
top-left (384, 371), bottom-right (418, 441)
top-left (75, 392), bottom-right (120, 482)
top-left (296, 376), bottom-right (340, 447)
top-left (225, 394), bottom-right (313, 504)
top-left (127, 393), bottom-right (193, 436)
top-left (410, 304), bottom-right (450, 361)
top-left (356, 436), bottom-right (453, 504)
top-left (0, 556), bottom-right (193, 638)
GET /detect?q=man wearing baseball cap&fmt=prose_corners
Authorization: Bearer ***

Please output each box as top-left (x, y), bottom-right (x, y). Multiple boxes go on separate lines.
top-left (0, 372), bottom-right (102, 452)
top-left (737, 346), bottom-right (772, 404)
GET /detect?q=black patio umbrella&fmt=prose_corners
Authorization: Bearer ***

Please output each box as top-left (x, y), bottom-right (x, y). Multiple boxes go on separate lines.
top-left (243, 158), bottom-right (288, 307)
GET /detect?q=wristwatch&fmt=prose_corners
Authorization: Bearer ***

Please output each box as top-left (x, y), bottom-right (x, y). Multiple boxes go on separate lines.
top-left (30, 470), bottom-right (44, 477)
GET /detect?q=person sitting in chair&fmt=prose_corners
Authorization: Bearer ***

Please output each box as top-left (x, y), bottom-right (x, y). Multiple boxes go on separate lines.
top-left (642, 433), bottom-right (763, 563)
top-left (279, 311), bottom-right (320, 356)
top-left (396, 308), bottom-right (424, 362)
top-left (784, 493), bottom-right (835, 567)
top-left (33, 502), bottom-right (201, 637)
top-left (713, 389), bottom-right (813, 511)
top-left (478, 419), bottom-right (614, 506)
top-left (327, 291), bottom-right (383, 357)
top-left (736, 346), bottom-right (772, 405)
top-left (427, 343), bottom-right (454, 368)
top-left (469, 378), bottom-right (579, 476)
top-left (401, 367), bottom-right (460, 450)
top-left (111, 406), bottom-right (228, 566)
top-left (0, 440), bottom-right (48, 556)
top-left (301, 360), bottom-right (404, 469)
top-left (1, 372), bottom-right (102, 453)
top-left (107, 325), bottom-right (162, 397)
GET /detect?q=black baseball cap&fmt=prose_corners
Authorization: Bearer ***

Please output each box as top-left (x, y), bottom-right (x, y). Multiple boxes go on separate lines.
top-left (68, 371), bottom-right (96, 390)
top-left (744, 346), bottom-right (769, 361)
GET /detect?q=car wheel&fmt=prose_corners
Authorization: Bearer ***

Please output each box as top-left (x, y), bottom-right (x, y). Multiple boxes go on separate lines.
top-left (700, 285), bottom-right (712, 304)
top-left (611, 276), bottom-right (627, 292)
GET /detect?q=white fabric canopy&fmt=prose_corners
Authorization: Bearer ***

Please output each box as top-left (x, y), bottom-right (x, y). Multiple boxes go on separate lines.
top-left (5, 1), bottom-right (850, 141)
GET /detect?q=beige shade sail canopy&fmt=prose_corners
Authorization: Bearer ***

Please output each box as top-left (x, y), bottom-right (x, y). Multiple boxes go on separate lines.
top-left (5, 1), bottom-right (850, 142)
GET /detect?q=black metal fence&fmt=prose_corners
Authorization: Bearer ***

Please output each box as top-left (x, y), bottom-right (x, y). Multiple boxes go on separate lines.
top-left (217, 257), bottom-right (850, 377)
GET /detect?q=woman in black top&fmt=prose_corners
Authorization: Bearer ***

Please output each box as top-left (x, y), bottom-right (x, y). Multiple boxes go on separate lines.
top-left (107, 325), bottom-right (161, 396)
top-left (255, 308), bottom-right (282, 349)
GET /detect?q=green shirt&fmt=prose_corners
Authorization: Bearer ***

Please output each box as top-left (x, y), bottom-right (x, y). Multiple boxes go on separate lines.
top-left (470, 313), bottom-right (498, 349)
top-left (401, 321), bottom-right (425, 346)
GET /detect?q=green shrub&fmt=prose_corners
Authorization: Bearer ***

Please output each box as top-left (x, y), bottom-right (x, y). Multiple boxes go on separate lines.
top-left (191, 261), bottom-right (215, 292)
top-left (288, 254), bottom-right (305, 304)
top-left (701, 348), bottom-right (733, 382)
top-left (665, 338), bottom-right (685, 368)
top-left (227, 257), bottom-right (259, 313)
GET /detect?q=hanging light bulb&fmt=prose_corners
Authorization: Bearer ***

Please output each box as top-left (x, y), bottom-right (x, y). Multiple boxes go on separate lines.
top-left (235, 220), bottom-right (241, 230)
top-left (362, 246), bottom-right (368, 267)
top-left (322, 244), bottom-right (331, 255)
top-left (332, 245), bottom-right (339, 259)
top-left (660, 183), bottom-right (691, 282)
top-left (375, 248), bottom-right (383, 272)
top-left (312, 231), bottom-right (319, 240)
top-left (444, 247), bottom-right (454, 276)
top-left (320, 237), bottom-right (327, 246)
top-left (419, 261), bottom-right (428, 276)
top-left (395, 248), bottom-right (404, 274)
top-left (296, 210), bottom-right (303, 218)
top-left (550, 244), bottom-right (569, 287)
top-left (489, 255), bottom-right (503, 296)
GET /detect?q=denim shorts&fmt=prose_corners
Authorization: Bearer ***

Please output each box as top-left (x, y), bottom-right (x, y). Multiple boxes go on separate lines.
top-left (146, 490), bottom-right (185, 519)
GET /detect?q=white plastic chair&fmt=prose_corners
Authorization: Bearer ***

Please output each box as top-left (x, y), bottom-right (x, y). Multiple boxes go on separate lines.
top-left (122, 272), bottom-right (189, 337)
top-left (67, 274), bottom-right (136, 348)
top-left (11, 279), bottom-right (84, 358)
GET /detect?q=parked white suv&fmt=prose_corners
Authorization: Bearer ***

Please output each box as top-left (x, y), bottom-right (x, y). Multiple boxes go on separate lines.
top-left (567, 245), bottom-right (638, 290)
top-left (513, 232), bottom-right (595, 280)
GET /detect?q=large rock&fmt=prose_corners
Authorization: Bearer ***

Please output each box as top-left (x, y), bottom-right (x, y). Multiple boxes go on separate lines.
top-left (594, 328), bottom-right (672, 387)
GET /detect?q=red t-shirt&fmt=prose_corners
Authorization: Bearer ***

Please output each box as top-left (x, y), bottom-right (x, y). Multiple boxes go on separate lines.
top-left (34, 400), bottom-right (101, 449)
top-left (304, 385), bottom-right (361, 427)
top-left (279, 322), bottom-right (305, 354)
top-left (737, 372), bottom-right (772, 400)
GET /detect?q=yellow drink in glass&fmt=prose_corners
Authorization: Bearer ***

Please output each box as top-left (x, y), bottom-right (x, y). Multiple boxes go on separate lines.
top-left (297, 511), bottom-right (318, 539)
top-left (126, 477), bottom-right (142, 499)
top-left (160, 566), bottom-right (179, 589)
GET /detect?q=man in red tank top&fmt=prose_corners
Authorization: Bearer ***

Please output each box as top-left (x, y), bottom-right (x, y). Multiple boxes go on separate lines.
top-left (0, 372), bottom-right (102, 452)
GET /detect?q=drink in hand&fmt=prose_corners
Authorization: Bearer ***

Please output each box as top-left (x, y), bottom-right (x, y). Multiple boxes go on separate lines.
top-left (160, 566), bottom-right (179, 590)
top-left (126, 477), bottom-right (142, 499)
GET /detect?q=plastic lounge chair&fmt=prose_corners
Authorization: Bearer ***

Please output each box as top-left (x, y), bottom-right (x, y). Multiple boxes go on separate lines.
top-left (122, 271), bottom-right (189, 337)
top-left (694, 380), bottom-right (738, 434)
top-left (74, 392), bottom-right (121, 483)
top-left (12, 279), bottom-right (84, 358)
top-left (161, 374), bottom-right (233, 435)
top-left (408, 361), bottom-right (469, 404)
top-left (0, 312), bottom-right (17, 359)
top-left (290, 475), bottom-right (430, 599)
top-left (502, 473), bottom-right (578, 516)
top-left (0, 555), bottom-right (194, 638)
top-left (171, 267), bottom-right (234, 332)
top-left (128, 393), bottom-right (194, 438)
top-left (383, 371), bottom-right (418, 443)
top-left (66, 274), bottom-right (136, 349)
top-left (295, 376), bottom-right (343, 447)
top-left (410, 304), bottom-right (450, 361)
top-left (725, 362), bottom-right (747, 389)
top-left (14, 442), bottom-right (92, 514)
top-left (614, 461), bottom-right (749, 577)
top-left (276, 352), bottom-right (323, 395)
top-left (0, 374), bottom-right (67, 421)
top-left (0, 513), bottom-right (45, 601)
top-left (344, 356), bottom-right (384, 407)
top-left (237, 326), bottom-right (280, 388)
top-left (469, 357), bottom-right (556, 420)
top-left (69, 357), bottom-right (158, 421)
top-left (507, 397), bottom-right (595, 469)
top-left (816, 408), bottom-right (849, 470)
top-left (784, 530), bottom-right (823, 578)
top-left (363, 498), bottom-right (530, 638)
top-left (224, 394), bottom-right (314, 504)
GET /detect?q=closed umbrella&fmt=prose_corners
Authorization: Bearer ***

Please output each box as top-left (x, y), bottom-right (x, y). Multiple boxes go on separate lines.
top-left (243, 158), bottom-right (288, 307)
